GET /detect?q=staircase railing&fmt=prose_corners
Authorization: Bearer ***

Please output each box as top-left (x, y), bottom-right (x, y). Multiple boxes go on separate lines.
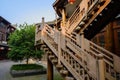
top-left (66, 0), bottom-right (100, 34)
top-left (35, 22), bottom-right (120, 80)
top-left (66, 0), bottom-right (111, 34)
top-left (35, 0), bottom-right (120, 79)
top-left (85, 39), bottom-right (118, 80)
top-left (41, 24), bottom-right (58, 56)
top-left (36, 23), bottom-right (120, 80)
top-left (65, 32), bottom-right (119, 80)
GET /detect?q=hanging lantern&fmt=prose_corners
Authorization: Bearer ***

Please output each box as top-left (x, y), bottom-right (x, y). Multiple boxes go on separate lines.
top-left (68, 0), bottom-right (75, 4)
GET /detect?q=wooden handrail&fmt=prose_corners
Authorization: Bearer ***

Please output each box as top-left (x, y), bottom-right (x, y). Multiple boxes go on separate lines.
top-left (66, 0), bottom-right (100, 34)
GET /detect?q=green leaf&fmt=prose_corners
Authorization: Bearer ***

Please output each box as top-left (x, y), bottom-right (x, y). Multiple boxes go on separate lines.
top-left (8, 24), bottom-right (44, 62)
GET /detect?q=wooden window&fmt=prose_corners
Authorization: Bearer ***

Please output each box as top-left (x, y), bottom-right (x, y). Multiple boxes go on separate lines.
top-left (0, 22), bottom-right (6, 27)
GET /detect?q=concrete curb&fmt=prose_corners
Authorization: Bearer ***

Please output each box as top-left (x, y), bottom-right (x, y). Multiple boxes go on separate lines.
top-left (10, 69), bottom-right (46, 77)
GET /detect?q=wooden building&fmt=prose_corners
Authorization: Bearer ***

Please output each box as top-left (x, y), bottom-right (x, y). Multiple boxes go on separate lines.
top-left (92, 16), bottom-right (120, 56)
top-left (35, 0), bottom-right (120, 80)
top-left (0, 16), bottom-right (15, 60)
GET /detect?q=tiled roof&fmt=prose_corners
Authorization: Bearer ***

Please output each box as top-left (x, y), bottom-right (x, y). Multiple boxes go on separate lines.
top-left (0, 16), bottom-right (11, 25)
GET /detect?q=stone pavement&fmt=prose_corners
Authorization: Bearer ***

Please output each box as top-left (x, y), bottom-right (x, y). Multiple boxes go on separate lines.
top-left (0, 60), bottom-right (47, 80)
top-left (0, 60), bottom-right (63, 80)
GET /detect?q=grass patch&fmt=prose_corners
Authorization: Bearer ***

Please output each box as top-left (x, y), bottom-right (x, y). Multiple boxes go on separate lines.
top-left (11, 64), bottom-right (45, 71)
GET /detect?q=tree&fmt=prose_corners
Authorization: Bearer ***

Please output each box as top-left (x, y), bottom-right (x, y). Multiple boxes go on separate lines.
top-left (8, 24), bottom-right (44, 64)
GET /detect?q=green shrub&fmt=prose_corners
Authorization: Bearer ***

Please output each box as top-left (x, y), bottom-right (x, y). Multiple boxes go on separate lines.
top-left (11, 64), bottom-right (45, 71)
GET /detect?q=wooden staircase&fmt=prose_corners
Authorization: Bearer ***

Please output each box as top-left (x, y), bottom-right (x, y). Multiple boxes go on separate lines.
top-left (35, 0), bottom-right (120, 80)
top-left (41, 43), bottom-right (75, 80)
top-left (36, 24), bottom-right (120, 80)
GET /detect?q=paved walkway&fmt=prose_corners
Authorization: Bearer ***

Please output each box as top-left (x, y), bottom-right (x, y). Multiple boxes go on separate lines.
top-left (0, 60), bottom-right (47, 80)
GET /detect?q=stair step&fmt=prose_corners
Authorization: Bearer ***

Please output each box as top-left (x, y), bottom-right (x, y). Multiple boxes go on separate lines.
top-left (41, 45), bottom-right (46, 48)
top-left (47, 52), bottom-right (52, 55)
top-left (65, 76), bottom-right (74, 80)
top-left (36, 43), bottom-right (43, 45)
top-left (43, 48), bottom-right (49, 52)
top-left (60, 70), bottom-right (68, 75)
top-left (49, 55), bottom-right (55, 60)
top-left (52, 59), bottom-right (58, 64)
top-left (56, 64), bottom-right (63, 69)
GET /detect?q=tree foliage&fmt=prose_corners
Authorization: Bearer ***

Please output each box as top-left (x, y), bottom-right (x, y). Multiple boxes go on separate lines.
top-left (8, 24), bottom-right (44, 63)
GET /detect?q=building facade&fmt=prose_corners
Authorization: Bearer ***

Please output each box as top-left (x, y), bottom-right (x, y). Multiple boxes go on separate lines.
top-left (0, 16), bottom-right (15, 60)
top-left (92, 17), bottom-right (120, 56)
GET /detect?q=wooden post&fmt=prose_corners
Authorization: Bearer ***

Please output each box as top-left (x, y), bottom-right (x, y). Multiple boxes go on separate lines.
top-left (58, 31), bottom-right (61, 64)
top-left (98, 54), bottom-right (105, 80)
top-left (62, 8), bottom-right (66, 27)
top-left (81, 32), bottom-right (84, 51)
top-left (61, 8), bottom-right (66, 35)
top-left (41, 17), bottom-right (45, 43)
top-left (105, 22), bottom-right (114, 52)
top-left (47, 55), bottom-right (53, 80)
top-left (42, 17), bottom-right (45, 27)
top-left (76, 34), bottom-right (81, 46)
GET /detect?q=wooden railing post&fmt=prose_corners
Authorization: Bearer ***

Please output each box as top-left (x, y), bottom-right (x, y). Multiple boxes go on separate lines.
top-left (97, 54), bottom-right (105, 80)
top-left (76, 34), bottom-right (81, 46)
top-left (62, 8), bottom-right (66, 27)
top-left (41, 17), bottom-right (45, 43)
top-left (42, 17), bottom-right (45, 27)
top-left (80, 32), bottom-right (84, 51)
top-left (58, 31), bottom-right (61, 64)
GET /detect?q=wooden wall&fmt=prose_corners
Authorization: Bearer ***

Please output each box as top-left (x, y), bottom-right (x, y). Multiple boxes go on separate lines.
top-left (91, 18), bottom-right (120, 56)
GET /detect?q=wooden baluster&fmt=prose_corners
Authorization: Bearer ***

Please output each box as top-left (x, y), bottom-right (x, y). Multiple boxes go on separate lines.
top-left (80, 32), bottom-right (85, 51)
top-left (98, 54), bottom-right (105, 80)
top-left (76, 34), bottom-right (81, 47)
top-left (58, 31), bottom-right (61, 64)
